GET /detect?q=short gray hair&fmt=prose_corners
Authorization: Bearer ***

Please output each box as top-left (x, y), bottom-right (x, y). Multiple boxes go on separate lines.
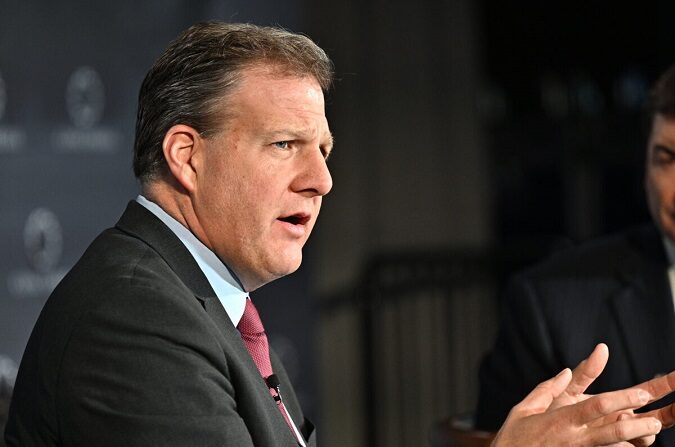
top-left (133, 22), bottom-right (334, 182)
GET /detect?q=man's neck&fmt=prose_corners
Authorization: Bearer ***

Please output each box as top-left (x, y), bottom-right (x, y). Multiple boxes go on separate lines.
top-left (142, 180), bottom-right (209, 246)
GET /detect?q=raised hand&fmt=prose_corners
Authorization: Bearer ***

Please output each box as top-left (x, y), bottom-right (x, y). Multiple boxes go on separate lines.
top-left (491, 344), bottom-right (674, 447)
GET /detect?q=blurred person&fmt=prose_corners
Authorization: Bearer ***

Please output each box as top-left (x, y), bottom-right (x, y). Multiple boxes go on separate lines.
top-left (476, 64), bottom-right (675, 446)
top-left (4, 21), bottom-right (675, 447)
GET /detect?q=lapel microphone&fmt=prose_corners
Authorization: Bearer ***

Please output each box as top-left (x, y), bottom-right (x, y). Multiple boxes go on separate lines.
top-left (266, 374), bottom-right (282, 402)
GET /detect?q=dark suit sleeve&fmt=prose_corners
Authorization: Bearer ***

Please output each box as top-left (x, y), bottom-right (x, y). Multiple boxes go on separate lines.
top-left (55, 279), bottom-right (255, 447)
top-left (474, 273), bottom-right (560, 430)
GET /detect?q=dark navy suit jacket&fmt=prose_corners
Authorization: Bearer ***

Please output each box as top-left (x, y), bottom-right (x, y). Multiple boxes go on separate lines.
top-left (476, 223), bottom-right (675, 446)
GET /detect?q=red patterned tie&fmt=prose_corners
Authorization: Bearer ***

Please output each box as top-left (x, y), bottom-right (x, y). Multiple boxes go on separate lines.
top-left (238, 299), bottom-right (299, 440)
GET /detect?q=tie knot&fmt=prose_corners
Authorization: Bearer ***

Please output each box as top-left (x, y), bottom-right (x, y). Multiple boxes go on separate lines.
top-left (238, 299), bottom-right (265, 336)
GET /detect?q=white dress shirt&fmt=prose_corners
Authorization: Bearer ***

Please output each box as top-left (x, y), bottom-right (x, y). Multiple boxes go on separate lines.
top-left (136, 195), bottom-right (247, 326)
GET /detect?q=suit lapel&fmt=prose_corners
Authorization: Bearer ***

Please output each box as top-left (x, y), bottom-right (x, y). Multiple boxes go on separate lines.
top-left (202, 296), bottom-right (300, 445)
top-left (115, 201), bottom-right (300, 445)
top-left (612, 285), bottom-right (675, 383)
top-left (201, 296), bottom-right (263, 382)
top-left (114, 201), bottom-right (216, 298)
top-left (115, 201), bottom-right (264, 381)
top-left (611, 226), bottom-right (675, 385)
top-left (613, 269), bottom-right (675, 447)
top-left (200, 296), bottom-right (274, 395)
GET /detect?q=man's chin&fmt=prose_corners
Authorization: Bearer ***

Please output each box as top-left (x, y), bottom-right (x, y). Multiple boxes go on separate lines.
top-left (263, 253), bottom-right (304, 282)
top-left (278, 256), bottom-right (303, 276)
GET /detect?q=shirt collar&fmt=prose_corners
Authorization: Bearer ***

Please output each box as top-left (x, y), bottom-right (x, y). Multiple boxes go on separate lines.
top-left (136, 195), bottom-right (247, 326)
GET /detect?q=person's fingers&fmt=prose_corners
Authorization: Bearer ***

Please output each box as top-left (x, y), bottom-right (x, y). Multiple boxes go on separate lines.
top-left (630, 434), bottom-right (657, 447)
top-left (565, 343), bottom-right (609, 397)
top-left (603, 443), bottom-right (645, 447)
top-left (601, 442), bottom-right (649, 447)
top-left (638, 403), bottom-right (675, 428)
top-left (516, 368), bottom-right (572, 414)
top-left (583, 417), bottom-right (661, 446)
top-left (570, 388), bottom-right (650, 424)
top-left (631, 371), bottom-right (675, 405)
top-left (620, 413), bottom-right (657, 447)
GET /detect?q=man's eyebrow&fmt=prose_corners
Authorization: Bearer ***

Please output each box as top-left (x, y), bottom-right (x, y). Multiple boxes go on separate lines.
top-left (262, 128), bottom-right (334, 147)
top-left (321, 134), bottom-right (335, 159)
top-left (323, 132), bottom-right (335, 150)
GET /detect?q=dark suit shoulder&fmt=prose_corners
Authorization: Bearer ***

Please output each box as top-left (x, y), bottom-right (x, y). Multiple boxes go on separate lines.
top-left (56, 226), bottom-right (195, 305)
top-left (7, 203), bottom-right (304, 447)
top-left (501, 222), bottom-right (668, 370)
top-left (476, 223), bottom-right (671, 435)
top-left (6, 224), bottom-right (251, 446)
top-left (514, 223), bottom-right (662, 285)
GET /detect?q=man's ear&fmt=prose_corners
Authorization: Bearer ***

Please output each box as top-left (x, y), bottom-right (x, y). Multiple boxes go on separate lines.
top-left (162, 124), bottom-right (203, 193)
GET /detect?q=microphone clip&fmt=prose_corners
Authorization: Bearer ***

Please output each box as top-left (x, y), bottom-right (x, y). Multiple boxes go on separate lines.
top-left (265, 374), bottom-right (282, 402)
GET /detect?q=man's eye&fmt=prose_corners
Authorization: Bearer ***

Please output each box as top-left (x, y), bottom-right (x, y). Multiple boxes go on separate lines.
top-left (654, 146), bottom-right (675, 164)
top-left (274, 141), bottom-right (289, 149)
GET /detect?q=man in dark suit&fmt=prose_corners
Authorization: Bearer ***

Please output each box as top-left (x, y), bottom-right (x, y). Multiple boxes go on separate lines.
top-left (4, 22), bottom-right (333, 446)
top-left (5, 21), bottom-right (675, 447)
top-left (476, 64), bottom-right (675, 447)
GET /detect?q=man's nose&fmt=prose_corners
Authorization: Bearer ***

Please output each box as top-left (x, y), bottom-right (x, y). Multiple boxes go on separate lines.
top-left (294, 148), bottom-right (333, 197)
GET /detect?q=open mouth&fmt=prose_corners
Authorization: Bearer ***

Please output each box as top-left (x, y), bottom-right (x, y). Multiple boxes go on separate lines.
top-left (278, 213), bottom-right (310, 226)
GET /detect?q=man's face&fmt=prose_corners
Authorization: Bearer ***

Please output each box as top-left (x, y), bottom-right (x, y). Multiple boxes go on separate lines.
top-left (193, 65), bottom-right (333, 291)
top-left (646, 113), bottom-right (675, 243)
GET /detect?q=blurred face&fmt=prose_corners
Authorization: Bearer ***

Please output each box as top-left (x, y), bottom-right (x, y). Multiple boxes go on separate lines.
top-left (193, 65), bottom-right (333, 291)
top-left (645, 114), bottom-right (675, 243)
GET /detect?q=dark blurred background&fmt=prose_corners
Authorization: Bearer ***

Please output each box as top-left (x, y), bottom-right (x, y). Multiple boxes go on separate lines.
top-left (1, 1), bottom-right (674, 446)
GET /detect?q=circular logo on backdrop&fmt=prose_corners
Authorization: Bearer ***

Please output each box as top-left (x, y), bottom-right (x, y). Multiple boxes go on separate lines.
top-left (0, 71), bottom-right (6, 122)
top-left (66, 66), bottom-right (105, 129)
top-left (23, 208), bottom-right (63, 274)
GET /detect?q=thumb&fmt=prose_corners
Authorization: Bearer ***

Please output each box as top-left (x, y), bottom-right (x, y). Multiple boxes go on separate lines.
top-left (518, 368), bottom-right (573, 414)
